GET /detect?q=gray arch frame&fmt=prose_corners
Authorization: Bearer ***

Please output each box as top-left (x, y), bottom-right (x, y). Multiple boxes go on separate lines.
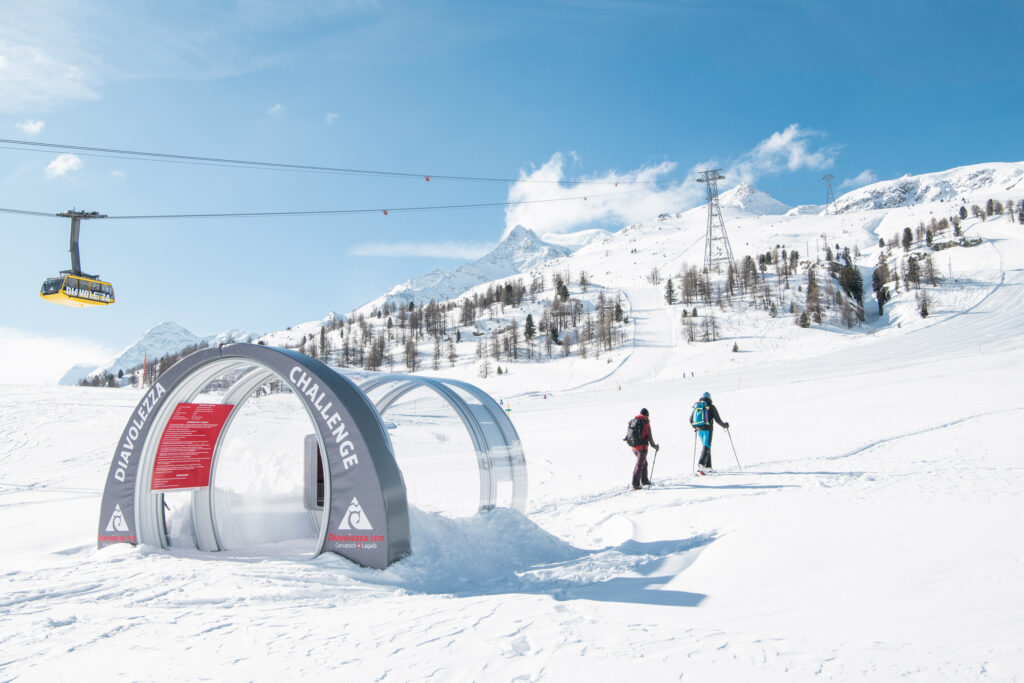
top-left (98, 344), bottom-right (528, 569)
top-left (98, 344), bottom-right (410, 569)
top-left (353, 373), bottom-right (527, 512)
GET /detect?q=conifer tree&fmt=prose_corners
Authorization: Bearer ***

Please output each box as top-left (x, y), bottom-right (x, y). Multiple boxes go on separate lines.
top-left (664, 278), bottom-right (677, 305)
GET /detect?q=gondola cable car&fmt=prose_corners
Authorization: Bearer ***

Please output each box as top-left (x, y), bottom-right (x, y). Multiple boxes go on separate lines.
top-left (39, 210), bottom-right (115, 307)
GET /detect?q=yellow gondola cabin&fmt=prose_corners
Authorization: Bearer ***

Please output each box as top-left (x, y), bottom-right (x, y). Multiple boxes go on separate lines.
top-left (40, 210), bottom-right (115, 308)
top-left (40, 274), bottom-right (115, 307)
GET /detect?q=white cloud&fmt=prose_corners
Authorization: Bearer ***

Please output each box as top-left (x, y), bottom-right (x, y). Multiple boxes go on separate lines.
top-left (16, 119), bottom-right (45, 135)
top-left (0, 328), bottom-right (113, 385)
top-left (44, 153), bottom-right (82, 178)
top-left (726, 123), bottom-right (838, 185)
top-left (503, 153), bottom-right (702, 236)
top-left (0, 38), bottom-right (100, 114)
top-left (325, 112), bottom-right (339, 124)
top-left (267, 102), bottom-right (283, 115)
top-left (349, 241), bottom-right (494, 259)
top-left (839, 169), bottom-right (877, 191)
top-left (505, 124), bottom-right (840, 235)
top-left (111, 169), bottom-right (125, 180)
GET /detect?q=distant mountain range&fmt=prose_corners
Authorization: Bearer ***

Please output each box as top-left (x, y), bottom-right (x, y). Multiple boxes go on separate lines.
top-left (67, 160), bottom-right (1023, 386)
top-left (59, 322), bottom-right (258, 385)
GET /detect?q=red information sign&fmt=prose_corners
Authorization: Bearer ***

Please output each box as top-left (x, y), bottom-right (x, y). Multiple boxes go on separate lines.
top-left (152, 403), bottom-right (235, 491)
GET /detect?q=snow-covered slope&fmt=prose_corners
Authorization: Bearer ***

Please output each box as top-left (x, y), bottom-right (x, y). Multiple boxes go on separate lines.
top-left (3, 218), bottom-right (1024, 680)
top-left (835, 161), bottom-right (1024, 212)
top-left (359, 225), bottom-right (572, 313)
top-left (785, 203), bottom-right (823, 216)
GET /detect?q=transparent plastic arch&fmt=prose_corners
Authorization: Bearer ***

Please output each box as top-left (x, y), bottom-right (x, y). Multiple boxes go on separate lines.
top-left (350, 372), bottom-right (527, 513)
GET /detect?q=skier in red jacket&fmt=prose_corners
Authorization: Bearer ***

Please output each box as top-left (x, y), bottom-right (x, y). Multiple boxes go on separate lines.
top-left (629, 408), bottom-right (660, 490)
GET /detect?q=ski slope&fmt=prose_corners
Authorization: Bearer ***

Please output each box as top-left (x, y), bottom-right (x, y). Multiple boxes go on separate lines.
top-left (3, 223), bottom-right (1024, 680)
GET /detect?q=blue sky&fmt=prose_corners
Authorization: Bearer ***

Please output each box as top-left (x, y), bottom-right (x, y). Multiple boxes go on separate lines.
top-left (1, 0), bottom-right (1021, 378)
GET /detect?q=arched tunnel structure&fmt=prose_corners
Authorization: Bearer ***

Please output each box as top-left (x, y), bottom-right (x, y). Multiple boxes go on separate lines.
top-left (97, 344), bottom-right (527, 569)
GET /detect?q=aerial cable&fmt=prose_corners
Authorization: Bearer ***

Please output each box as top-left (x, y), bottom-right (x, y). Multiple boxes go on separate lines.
top-left (0, 137), bottom-right (673, 186)
top-left (0, 207), bottom-right (58, 218)
top-left (0, 189), bottom-right (633, 222)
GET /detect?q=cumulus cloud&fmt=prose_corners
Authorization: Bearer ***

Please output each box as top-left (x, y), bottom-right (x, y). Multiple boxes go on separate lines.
top-left (0, 328), bottom-right (113, 385)
top-left (839, 169), bottom-right (877, 191)
top-left (503, 154), bottom-right (703, 236)
top-left (267, 102), bottom-right (283, 115)
top-left (44, 153), bottom-right (82, 178)
top-left (726, 123), bottom-right (838, 186)
top-left (325, 112), bottom-right (339, 124)
top-left (505, 124), bottom-right (840, 235)
top-left (16, 119), bottom-right (45, 135)
top-left (349, 241), bottom-right (494, 259)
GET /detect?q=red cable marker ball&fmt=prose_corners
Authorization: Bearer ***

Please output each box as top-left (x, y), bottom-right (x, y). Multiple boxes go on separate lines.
top-left (382, 209), bottom-right (388, 215)
top-left (425, 176), bottom-right (431, 182)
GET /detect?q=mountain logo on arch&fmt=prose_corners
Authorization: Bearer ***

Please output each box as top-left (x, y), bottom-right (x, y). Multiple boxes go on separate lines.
top-left (106, 504), bottom-right (129, 533)
top-left (338, 497), bottom-right (373, 530)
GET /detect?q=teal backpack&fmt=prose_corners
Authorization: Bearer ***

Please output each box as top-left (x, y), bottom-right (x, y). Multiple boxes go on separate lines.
top-left (691, 400), bottom-right (710, 428)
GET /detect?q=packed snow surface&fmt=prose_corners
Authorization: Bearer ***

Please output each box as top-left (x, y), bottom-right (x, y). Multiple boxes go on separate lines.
top-left (4, 212), bottom-right (1024, 677)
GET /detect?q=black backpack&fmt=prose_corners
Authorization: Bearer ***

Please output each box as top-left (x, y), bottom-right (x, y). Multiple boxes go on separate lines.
top-left (624, 417), bottom-right (645, 447)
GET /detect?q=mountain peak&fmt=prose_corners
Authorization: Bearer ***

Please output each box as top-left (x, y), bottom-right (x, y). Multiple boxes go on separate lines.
top-left (358, 226), bottom-right (571, 313)
top-left (718, 184), bottom-right (790, 215)
top-left (505, 224), bottom-right (537, 240)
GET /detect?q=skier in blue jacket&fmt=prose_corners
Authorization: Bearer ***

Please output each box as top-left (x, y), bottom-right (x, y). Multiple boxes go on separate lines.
top-left (690, 392), bottom-right (728, 474)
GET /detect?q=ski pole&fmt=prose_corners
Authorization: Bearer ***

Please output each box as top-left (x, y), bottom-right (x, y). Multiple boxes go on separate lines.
top-left (726, 427), bottom-right (742, 470)
top-left (647, 447), bottom-right (659, 489)
top-left (691, 432), bottom-right (698, 474)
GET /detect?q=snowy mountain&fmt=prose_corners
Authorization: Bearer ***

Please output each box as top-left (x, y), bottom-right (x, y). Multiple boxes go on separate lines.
top-left (360, 225), bottom-right (572, 313)
top-left (835, 161), bottom-right (1024, 213)
top-left (718, 183), bottom-right (791, 215)
top-left (204, 329), bottom-right (261, 347)
top-left (59, 322), bottom-right (259, 384)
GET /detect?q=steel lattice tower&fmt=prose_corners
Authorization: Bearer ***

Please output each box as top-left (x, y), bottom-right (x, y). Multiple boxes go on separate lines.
top-left (823, 174), bottom-right (838, 215)
top-left (697, 169), bottom-right (734, 272)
